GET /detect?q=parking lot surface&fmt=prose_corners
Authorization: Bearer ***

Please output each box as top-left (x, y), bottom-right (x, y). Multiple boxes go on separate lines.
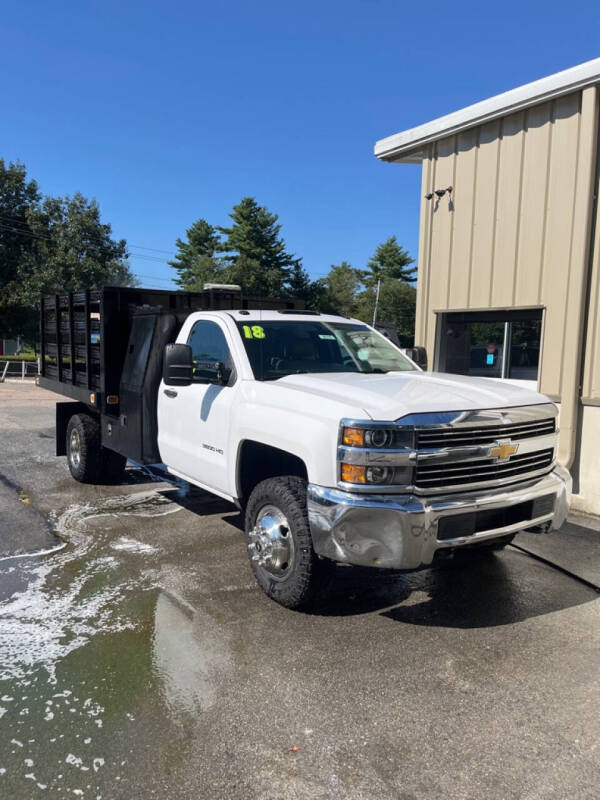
top-left (1, 382), bottom-right (599, 799)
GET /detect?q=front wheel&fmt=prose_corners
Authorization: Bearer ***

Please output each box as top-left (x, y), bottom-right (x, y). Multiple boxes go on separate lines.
top-left (245, 476), bottom-right (326, 610)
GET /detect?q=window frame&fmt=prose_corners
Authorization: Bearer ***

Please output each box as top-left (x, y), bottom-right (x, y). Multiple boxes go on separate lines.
top-left (234, 319), bottom-right (417, 381)
top-left (434, 307), bottom-right (544, 385)
top-left (186, 319), bottom-right (236, 386)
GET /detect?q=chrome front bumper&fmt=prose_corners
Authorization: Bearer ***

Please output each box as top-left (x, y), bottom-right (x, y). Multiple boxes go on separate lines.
top-left (307, 467), bottom-right (571, 570)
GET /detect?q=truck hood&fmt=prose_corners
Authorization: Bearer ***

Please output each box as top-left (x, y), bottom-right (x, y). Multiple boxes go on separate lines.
top-left (275, 371), bottom-right (551, 420)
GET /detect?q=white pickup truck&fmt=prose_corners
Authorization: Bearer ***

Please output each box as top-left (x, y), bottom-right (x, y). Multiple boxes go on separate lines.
top-left (41, 288), bottom-right (571, 609)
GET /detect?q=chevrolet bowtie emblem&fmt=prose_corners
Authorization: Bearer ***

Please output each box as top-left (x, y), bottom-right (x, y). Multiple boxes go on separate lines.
top-left (490, 439), bottom-right (518, 462)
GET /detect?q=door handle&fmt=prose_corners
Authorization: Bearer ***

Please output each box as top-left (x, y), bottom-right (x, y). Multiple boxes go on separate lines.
top-left (163, 389), bottom-right (178, 398)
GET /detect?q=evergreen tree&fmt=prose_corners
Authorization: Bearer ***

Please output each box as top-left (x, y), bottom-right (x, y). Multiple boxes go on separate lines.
top-left (287, 261), bottom-right (312, 298)
top-left (355, 280), bottom-right (416, 346)
top-left (361, 235), bottom-right (416, 286)
top-left (286, 261), bottom-right (326, 308)
top-left (219, 197), bottom-right (298, 297)
top-left (321, 261), bottom-right (362, 317)
top-left (168, 218), bottom-right (222, 289)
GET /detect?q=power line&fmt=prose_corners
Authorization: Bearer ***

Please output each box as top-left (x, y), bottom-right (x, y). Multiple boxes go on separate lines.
top-left (129, 244), bottom-right (175, 255)
top-left (128, 253), bottom-right (171, 264)
top-left (0, 221), bottom-right (52, 242)
top-left (133, 273), bottom-right (175, 283)
top-left (0, 213), bottom-right (405, 285)
top-left (0, 222), bottom-right (174, 269)
top-left (0, 213), bottom-right (176, 257)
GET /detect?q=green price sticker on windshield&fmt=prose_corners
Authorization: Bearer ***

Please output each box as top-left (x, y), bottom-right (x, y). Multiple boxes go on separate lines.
top-left (242, 325), bottom-right (266, 340)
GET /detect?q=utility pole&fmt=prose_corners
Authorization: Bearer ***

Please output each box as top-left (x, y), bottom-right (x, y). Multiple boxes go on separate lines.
top-left (372, 278), bottom-right (381, 327)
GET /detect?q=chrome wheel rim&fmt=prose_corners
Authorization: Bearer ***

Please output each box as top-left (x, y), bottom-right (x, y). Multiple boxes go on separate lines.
top-left (69, 428), bottom-right (81, 469)
top-left (248, 504), bottom-right (295, 580)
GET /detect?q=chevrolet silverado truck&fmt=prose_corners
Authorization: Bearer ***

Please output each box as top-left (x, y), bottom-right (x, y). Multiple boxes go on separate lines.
top-left (40, 286), bottom-right (571, 609)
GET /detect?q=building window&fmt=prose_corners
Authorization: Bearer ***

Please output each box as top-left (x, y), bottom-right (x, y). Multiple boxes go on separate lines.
top-left (436, 309), bottom-right (543, 383)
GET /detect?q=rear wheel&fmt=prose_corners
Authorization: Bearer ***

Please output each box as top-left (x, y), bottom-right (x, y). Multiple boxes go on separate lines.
top-left (66, 414), bottom-right (127, 484)
top-left (67, 414), bottom-right (102, 483)
top-left (245, 476), bottom-right (327, 610)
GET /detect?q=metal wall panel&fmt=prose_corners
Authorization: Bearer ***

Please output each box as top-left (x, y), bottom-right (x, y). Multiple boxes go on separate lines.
top-left (416, 87), bottom-right (599, 403)
top-left (582, 172), bottom-right (600, 403)
top-left (469, 120), bottom-right (502, 308)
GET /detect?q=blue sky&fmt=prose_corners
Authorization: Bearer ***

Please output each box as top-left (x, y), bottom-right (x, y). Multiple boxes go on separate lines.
top-left (2, 1), bottom-right (599, 288)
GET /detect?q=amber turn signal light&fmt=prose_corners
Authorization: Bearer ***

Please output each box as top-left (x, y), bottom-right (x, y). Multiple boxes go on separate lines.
top-left (341, 463), bottom-right (366, 484)
top-left (342, 427), bottom-right (364, 447)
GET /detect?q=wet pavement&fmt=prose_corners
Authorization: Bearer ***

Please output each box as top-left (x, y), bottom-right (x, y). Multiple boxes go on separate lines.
top-left (1, 382), bottom-right (599, 799)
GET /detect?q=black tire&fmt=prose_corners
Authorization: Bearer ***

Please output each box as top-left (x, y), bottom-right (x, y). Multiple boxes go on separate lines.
top-left (245, 476), bottom-right (326, 610)
top-left (66, 414), bottom-right (127, 484)
top-left (66, 413), bottom-right (103, 483)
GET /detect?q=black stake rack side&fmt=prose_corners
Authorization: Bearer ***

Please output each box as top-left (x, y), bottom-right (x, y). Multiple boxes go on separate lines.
top-left (39, 285), bottom-right (304, 414)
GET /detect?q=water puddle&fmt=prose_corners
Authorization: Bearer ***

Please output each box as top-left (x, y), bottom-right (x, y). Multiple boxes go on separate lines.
top-left (0, 489), bottom-right (230, 796)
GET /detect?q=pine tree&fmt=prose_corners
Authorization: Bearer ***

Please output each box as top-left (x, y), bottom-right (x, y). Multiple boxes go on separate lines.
top-left (168, 218), bottom-right (222, 289)
top-left (362, 236), bottom-right (416, 286)
top-left (355, 281), bottom-right (416, 346)
top-left (321, 262), bottom-right (362, 317)
top-left (219, 197), bottom-right (297, 297)
top-left (285, 260), bottom-right (326, 308)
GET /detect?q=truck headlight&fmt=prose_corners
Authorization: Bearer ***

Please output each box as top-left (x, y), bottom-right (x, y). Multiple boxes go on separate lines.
top-left (340, 463), bottom-right (413, 486)
top-left (342, 427), bottom-right (365, 446)
top-left (339, 421), bottom-right (414, 488)
top-left (341, 463), bottom-right (367, 483)
top-left (366, 465), bottom-right (391, 483)
top-left (365, 429), bottom-right (392, 448)
top-left (342, 426), bottom-right (413, 449)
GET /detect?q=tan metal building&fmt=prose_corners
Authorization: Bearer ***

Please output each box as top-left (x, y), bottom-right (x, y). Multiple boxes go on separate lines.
top-left (375, 58), bottom-right (600, 515)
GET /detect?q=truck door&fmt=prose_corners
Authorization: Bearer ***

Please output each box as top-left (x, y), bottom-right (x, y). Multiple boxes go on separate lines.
top-left (157, 318), bottom-right (237, 496)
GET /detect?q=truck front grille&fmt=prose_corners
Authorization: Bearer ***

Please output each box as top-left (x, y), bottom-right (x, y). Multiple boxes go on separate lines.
top-left (414, 448), bottom-right (554, 491)
top-left (415, 417), bottom-right (555, 449)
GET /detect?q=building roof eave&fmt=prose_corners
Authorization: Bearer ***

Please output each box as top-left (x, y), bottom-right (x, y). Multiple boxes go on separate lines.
top-left (375, 57), bottom-right (600, 164)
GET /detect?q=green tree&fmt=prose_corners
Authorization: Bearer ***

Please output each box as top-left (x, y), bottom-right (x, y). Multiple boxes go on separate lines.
top-left (351, 237), bottom-right (417, 345)
top-left (168, 218), bottom-right (223, 289)
top-left (0, 160), bottom-right (136, 343)
top-left (219, 197), bottom-right (298, 297)
top-left (355, 280), bottom-right (416, 346)
top-left (0, 160), bottom-right (43, 339)
top-left (286, 261), bottom-right (326, 309)
top-left (320, 261), bottom-right (362, 317)
top-left (361, 235), bottom-right (416, 286)
top-left (13, 193), bottom-right (134, 307)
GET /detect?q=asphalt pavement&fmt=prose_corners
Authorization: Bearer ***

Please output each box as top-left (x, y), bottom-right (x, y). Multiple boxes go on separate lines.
top-left (1, 381), bottom-right (599, 800)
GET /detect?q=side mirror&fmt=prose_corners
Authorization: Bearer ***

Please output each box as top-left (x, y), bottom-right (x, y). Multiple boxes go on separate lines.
top-left (163, 343), bottom-right (193, 386)
top-left (404, 346), bottom-right (428, 370)
top-left (193, 360), bottom-right (231, 386)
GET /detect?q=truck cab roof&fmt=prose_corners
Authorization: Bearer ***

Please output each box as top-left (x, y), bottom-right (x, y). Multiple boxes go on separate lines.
top-left (206, 309), bottom-right (367, 325)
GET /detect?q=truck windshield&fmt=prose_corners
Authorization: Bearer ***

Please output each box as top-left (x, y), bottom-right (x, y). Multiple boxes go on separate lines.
top-left (236, 320), bottom-right (416, 381)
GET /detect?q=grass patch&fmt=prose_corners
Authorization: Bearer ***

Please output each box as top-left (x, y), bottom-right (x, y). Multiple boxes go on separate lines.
top-left (0, 354), bottom-right (39, 362)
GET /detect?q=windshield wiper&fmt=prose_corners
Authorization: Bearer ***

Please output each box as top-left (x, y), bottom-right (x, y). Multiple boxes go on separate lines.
top-left (364, 367), bottom-right (389, 374)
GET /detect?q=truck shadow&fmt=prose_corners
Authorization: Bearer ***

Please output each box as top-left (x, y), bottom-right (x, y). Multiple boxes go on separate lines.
top-left (315, 551), bottom-right (598, 628)
top-left (144, 491), bottom-right (597, 630)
